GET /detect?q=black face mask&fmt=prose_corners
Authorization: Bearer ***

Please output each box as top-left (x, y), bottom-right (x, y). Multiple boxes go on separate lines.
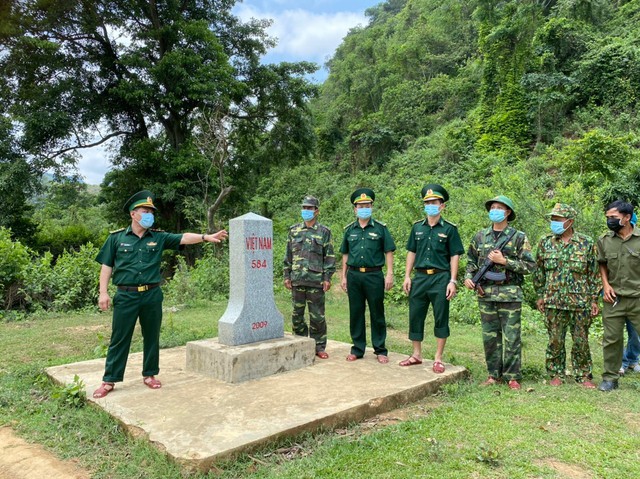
top-left (607, 218), bottom-right (624, 232)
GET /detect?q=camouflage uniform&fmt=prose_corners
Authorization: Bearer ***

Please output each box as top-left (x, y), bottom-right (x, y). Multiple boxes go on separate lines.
top-left (466, 225), bottom-right (536, 381)
top-left (533, 220), bottom-right (600, 382)
top-left (284, 221), bottom-right (335, 352)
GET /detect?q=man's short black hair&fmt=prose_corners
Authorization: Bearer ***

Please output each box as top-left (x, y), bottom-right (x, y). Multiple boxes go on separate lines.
top-left (605, 200), bottom-right (634, 216)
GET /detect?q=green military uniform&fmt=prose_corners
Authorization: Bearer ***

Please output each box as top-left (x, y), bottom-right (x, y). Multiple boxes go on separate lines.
top-left (407, 197), bottom-right (464, 340)
top-left (465, 196), bottom-right (536, 381)
top-left (284, 196), bottom-right (336, 352)
top-left (533, 204), bottom-right (600, 382)
top-left (341, 188), bottom-right (396, 358)
top-left (96, 191), bottom-right (183, 383)
top-left (597, 227), bottom-right (640, 381)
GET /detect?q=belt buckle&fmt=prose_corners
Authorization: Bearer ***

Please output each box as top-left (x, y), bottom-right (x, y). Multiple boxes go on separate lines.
top-left (358, 267), bottom-right (366, 273)
top-left (137, 285), bottom-right (148, 292)
top-left (426, 269), bottom-right (435, 275)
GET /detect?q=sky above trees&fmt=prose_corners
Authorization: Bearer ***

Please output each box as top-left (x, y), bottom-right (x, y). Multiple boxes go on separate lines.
top-left (76, 0), bottom-right (374, 185)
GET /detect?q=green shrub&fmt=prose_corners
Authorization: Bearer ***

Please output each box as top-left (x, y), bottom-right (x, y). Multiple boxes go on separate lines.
top-left (51, 244), bottom-right (101, 311)
top-left (0, 228), bottom-right (31, 310)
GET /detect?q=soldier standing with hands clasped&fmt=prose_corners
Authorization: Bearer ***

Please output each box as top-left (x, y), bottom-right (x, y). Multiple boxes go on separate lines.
top-left (93, 190), bottom-right (228, 399)
top-left (464, 195), bottom-right (536, 390)
top-left (283, 196), bottom-right (336, 359)
top-left (533, 203), bottom-right (600, 389)
top-left (341, 188), bottom-right (396, 364)
top-left (399, 184), bottom-right (464, 373)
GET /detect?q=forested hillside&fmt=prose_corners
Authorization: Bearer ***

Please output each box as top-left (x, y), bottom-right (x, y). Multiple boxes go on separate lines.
top-left (2, 0), bottom-right (640, 314)
top-left (259, 0), bottom-right (640, 255)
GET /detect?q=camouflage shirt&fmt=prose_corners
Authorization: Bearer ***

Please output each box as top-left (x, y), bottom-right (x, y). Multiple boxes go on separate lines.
top-left (284, 221), bottom-right (336, 287)
top-left (465, 225), bottom-right (536, 302)
top-left (533, 232), bottom-right (600, 310)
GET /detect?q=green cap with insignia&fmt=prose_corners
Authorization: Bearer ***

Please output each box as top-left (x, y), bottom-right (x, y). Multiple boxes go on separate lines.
top-left (351, 188), bottom-right (375, 204)
top-left (485, 195), bottom-right (516, 221)
top-left (123, 190), bottom-right (158, 214)
top-left (302, 195), bottom-right (319, 207)
top-left (545, 203), bottom-right (577, 220)
top-left (421, 183), bottom-right (449, 202)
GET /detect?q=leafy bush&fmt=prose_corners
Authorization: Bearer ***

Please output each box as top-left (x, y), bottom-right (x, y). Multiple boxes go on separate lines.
top-left (164, 250), bottom-right (229, 305)
top-left (50, 244), bottom-right (100, 311)
top-left (0, 228), bottom-right (31, 310)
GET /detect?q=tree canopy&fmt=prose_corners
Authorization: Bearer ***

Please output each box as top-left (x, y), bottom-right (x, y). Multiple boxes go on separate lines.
top-left (0, 0), bottom-right (318, 233)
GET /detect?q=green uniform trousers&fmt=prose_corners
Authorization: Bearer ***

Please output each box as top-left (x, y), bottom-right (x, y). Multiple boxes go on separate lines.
top-left (602, 296), bottom-right (640, 381)
top-left (543, 308), bottom-right (593, 380)
top-left (478, 300), bottom-right (522, 381)
top-left (103, 288), bottom-right (163, 383)
top-left (291, 285), bottom-right (327, 352)
top-left (408, 272), bottom-right (450, 340)
top-left (347, 269), bottom-right (387, 357)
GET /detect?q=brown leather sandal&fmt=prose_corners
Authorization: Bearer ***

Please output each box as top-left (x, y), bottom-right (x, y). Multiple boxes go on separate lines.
top-left (92, 382), bottom-right (115, 399)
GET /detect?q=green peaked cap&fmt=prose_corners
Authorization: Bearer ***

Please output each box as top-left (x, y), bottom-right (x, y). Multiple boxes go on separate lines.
top-left (123, 190), bottom-right (158, 214)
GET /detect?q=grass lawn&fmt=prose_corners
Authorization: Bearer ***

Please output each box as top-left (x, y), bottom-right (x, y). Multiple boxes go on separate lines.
top-left (2, 289), bottom-right (640, 478)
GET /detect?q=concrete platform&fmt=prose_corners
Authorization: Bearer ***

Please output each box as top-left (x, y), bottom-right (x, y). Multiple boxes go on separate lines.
top-left (46, 339), bottom-right (467, 472)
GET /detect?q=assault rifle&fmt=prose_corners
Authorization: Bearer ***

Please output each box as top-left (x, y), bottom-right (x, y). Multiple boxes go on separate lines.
top-left (471, 228), bottom-right (518, 294)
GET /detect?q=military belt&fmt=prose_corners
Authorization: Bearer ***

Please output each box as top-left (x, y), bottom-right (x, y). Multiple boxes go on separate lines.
top-left (117, 283), bottom-right (161, 293)
top-left (348, 266), bottom-right (383, 273)
top-left (415, 268), bottom-right (448, 275)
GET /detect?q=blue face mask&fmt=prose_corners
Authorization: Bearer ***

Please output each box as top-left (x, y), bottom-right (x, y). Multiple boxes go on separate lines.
top-left (550, 220), bottom-right (567, 235)
top-left (301, 209), bottom-right (315, 222)
top-left (488, 209), bottom-right (506, 223)
top-left (424, 204), bottom-right (440, 217)
top-left (138, 212), bottom-right (154, 229)
top-left (356, 208), bottom-right (372, 220)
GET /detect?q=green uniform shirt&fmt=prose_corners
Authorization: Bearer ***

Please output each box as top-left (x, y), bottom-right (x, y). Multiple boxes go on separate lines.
top-left (340, 219), bottom-right (396, 268)
top-left (533, 231), bottom-right (600, 310)
top-left (283, 222), bottom-right (336, 287)
top-left (597, 228), bottom-right (640, 297)
top-left (96, 227), bottom-right (183, 286)
top-left (406, 217), bottom-right (465, 270)
top-left (465, 225), bottom-right (536, 302)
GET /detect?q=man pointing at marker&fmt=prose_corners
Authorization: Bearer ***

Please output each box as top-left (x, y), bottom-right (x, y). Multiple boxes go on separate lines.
top-left (93, 190), bottom-right (228, 399)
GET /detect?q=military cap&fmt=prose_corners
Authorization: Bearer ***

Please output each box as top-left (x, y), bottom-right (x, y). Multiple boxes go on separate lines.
top-left (351, 188), bottom-right (375, 204)
top-left (545, 203), bottom-right (577, 220)
top-left (421, 183), bottom-right (449, 202)
top-left (301, 195), bottom-right (319, 208)
top-left (123, 190), bottom-right (157, 214)
top-left (485, 195), bottom-right (516, 221)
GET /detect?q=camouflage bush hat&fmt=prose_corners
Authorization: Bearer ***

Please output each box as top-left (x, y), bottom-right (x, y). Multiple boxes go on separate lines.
top-left (123, 190), bottom-right (157, 214)
top-left (421, 183), bottom-right (449, 202)
top-left (485, 195), bottom-right (516, 221)
top-left (302, 195), bottom-right (319, 208)
top-left (351, 188), bottom-right (375, 204)
top-left (545, 203), bottom-right (577, 220)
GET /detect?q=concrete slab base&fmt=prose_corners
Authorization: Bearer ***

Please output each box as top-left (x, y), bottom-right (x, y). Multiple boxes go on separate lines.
top-left (186, 335), bottom-right (316, 383)
top-left (46, 339), bottom-right (467, 473)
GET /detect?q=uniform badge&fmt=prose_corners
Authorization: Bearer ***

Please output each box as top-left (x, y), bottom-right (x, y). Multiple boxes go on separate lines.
top-left (147, 242), bottom-right (157, 246)
top-left (368, 232), bottom-right (379, 238)
top-left (438, 233), bottom-right (447, 238)
top-left (120, 243), bottom-right (132, 247)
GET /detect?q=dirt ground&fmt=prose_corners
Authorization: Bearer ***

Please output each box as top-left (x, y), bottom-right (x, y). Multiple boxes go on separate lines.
top-left (0, 427), bottom-right (90, 479)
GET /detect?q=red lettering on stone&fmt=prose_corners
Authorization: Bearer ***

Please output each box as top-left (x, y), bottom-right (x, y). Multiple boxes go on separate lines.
top-left (245, 236), bottom-right (272, 250)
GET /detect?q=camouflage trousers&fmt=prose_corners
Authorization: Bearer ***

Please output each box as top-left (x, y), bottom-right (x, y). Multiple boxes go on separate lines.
top-left (544, 308), bottom-right (593, 381)
top-left (479, 300), bottom-right (522, 381)
top-left (291, 285), bottom-right (327, 352)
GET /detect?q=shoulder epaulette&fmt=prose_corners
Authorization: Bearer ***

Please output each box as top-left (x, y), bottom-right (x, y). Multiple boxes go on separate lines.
top-left (376, 220), bottom-right (387, 227)
top-left (109, 228), bottom-right (125, 234)
top-left (443, 219), bottom-right (458, 227)
top-left (344, 220), bottom-right (357, 230)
